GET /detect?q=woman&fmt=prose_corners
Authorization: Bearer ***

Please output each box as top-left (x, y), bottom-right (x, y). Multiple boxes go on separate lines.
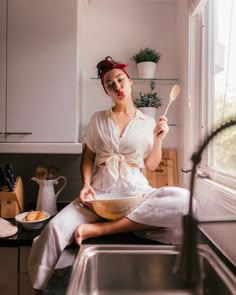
top-left (28, 56), bottom-right (190, 292)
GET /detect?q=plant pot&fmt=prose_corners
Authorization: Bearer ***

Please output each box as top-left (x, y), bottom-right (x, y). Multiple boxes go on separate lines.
top-left (138, 62), bottom-right (157, 79)
top-left (138, 107), bottom-right (157, 119)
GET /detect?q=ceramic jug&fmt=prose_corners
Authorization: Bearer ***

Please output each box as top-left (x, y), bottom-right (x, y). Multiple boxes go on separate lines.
top-left (31, 176), bottom-right (67, 216)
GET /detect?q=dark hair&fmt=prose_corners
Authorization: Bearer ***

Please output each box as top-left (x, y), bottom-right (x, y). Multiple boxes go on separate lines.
top-left (96, 56), bottom-right (130, 93)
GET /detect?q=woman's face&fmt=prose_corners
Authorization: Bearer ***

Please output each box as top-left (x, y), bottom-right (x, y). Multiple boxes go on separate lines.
top-left (103, 68), bottom-right (133, 101)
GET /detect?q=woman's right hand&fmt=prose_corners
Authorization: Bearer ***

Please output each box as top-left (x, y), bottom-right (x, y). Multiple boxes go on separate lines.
top-left (79, 184), bottom-right (96, 206)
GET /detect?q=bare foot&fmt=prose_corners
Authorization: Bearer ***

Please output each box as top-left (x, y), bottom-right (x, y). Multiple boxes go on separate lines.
top-left (74, 223), bottom-right (104, 245)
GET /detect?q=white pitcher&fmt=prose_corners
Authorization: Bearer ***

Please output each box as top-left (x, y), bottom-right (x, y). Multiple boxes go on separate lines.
top-left (31, 176), bottom-right (67, 216)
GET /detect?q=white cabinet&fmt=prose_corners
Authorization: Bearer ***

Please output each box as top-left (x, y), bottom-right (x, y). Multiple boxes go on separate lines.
top-left (0, 0), bottom-right (79, 146)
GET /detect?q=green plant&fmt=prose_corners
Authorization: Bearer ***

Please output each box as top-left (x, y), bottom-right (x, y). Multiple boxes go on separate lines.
top-left (134, 92), bottom-right (162, 108)
top-left (131, 48), bottom-right (161, 63)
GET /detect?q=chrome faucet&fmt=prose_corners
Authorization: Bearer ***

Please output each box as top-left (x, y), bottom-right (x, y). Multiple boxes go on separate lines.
top-left (175, 119), bottom-right (236, 292)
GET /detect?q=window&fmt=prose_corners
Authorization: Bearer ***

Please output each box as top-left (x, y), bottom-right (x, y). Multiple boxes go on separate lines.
top-left (190, 0), bottom-right (236, 190)
top-left (212, 0), bottom-right (236, 175)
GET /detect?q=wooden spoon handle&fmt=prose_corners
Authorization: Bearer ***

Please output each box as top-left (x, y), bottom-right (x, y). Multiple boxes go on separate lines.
top-left (163, 101), bottom-right (171, 117)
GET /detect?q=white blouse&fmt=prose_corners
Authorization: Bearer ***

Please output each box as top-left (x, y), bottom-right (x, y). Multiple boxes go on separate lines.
top-left (83, 108), bottom-right (157, 192)
top-left (84, 109), bottom-right (156, 185)
top-left (85, 109), bottom-right (156, 164)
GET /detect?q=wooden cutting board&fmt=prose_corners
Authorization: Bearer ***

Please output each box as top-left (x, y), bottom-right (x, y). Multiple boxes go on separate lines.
top-left (0, 218), bottom-right (18, 238)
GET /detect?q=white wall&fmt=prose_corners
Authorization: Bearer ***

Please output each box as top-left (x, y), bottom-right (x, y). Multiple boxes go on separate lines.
top-left (78, 0), bottom-right (180, 148)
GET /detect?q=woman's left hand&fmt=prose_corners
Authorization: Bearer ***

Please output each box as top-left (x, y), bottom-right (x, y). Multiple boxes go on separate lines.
top-left (79, 184), bottom-right (96, 207)
top-left (153, 116), bottom-right (169, 142)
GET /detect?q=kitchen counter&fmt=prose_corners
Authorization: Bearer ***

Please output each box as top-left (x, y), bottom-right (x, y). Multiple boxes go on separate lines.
top-left (1, 209), bottom-right (234, 295)
top-left (0, 201), bottom-right (64, 246)
top-left (0, 217), bottom-right (164, 295)
top-left (45, 233), bottom-right (164, 295)
top-left (0, 219), bottom-right (46, 246)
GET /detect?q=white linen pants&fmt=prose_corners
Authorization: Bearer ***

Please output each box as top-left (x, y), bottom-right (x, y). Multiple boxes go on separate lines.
top-left (28, 186), bottom-right (190, 290)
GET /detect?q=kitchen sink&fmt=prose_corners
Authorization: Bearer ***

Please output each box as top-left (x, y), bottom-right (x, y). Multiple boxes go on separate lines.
top-left (66, 244), bottom-right (236, 295)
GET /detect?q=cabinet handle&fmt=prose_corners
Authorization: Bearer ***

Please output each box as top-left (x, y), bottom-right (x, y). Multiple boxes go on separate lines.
top-left (4, 132), bottom-right (33, 135)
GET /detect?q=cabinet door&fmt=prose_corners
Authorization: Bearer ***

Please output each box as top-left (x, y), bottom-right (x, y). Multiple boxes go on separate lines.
top-left (0, 274), bottom-right (18, 295)
top-left (19, 247), bottom-right (34, 295)
top-left (0, 247), bottom-right (18, 295)
top-left (19, 274), bottom-right (35, 295)
top-left (6, 0), bottom-right (78, 143)
top-left (0, 0), bottom-right (6, 142)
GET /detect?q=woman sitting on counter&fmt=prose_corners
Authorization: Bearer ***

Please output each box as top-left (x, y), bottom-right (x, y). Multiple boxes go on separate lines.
top-left (28, 56), bottom-right (191, 293)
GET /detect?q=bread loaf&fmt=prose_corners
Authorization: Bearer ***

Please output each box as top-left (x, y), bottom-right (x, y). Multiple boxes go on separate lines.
top-left (23, 210), bottom-right (47, 221)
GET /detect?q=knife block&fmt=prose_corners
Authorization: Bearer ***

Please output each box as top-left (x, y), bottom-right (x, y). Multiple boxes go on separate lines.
top-left (0, 177), bottom-right (24, 218)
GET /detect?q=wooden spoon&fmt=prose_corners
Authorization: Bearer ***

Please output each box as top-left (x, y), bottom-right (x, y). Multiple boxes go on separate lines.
top-left (35, 166), bottom-right (47, 180)
top-left (163, 84), bottom-right (180, 116)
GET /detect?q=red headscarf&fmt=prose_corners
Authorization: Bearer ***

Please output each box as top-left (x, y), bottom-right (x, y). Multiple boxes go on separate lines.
top-left (97, 56), bottom-right (130, 93)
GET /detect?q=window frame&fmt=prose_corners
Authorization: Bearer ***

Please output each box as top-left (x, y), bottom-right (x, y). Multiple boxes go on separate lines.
top-left (189, 0), bottom-right (236, 192)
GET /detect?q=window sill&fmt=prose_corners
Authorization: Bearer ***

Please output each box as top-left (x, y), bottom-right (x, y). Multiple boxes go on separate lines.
top-left (195, 177), bottom-right (236, 265)
top-left (197, 167), bottom-right (236, 191)
top-left (196, 177), bottom-right (236, 213)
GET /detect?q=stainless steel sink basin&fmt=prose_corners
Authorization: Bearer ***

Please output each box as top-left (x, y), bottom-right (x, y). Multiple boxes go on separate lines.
top-left (66, 244), bottom-right (236, 295)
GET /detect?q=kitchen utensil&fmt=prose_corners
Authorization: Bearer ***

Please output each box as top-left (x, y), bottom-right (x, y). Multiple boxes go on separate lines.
top-left (35, 166), bottom-right (47, 180)
top-left (88, 192), bottom-right (144, 220)
top-left (0, 166), bottom-right (14, 191)
top-left (46, 165), bottom-right (59, 180)
top-left (163, 84), bottom-right (180, 116)
top-left (31, 176), bottom-right (67, 216)
top-left (15, 211), bottom-right (51, 230)
top-left (4, 163), bottom-right (16, 186)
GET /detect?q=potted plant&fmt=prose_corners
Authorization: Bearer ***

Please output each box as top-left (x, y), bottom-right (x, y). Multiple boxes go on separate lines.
top-left (131, 48), bottom-right (161, 78)
top-left (134, 91), bottom-right (162, 119)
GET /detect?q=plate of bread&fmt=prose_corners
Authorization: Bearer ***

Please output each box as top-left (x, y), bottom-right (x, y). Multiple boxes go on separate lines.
top-left (15, 210), bottom-right (51, 230)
